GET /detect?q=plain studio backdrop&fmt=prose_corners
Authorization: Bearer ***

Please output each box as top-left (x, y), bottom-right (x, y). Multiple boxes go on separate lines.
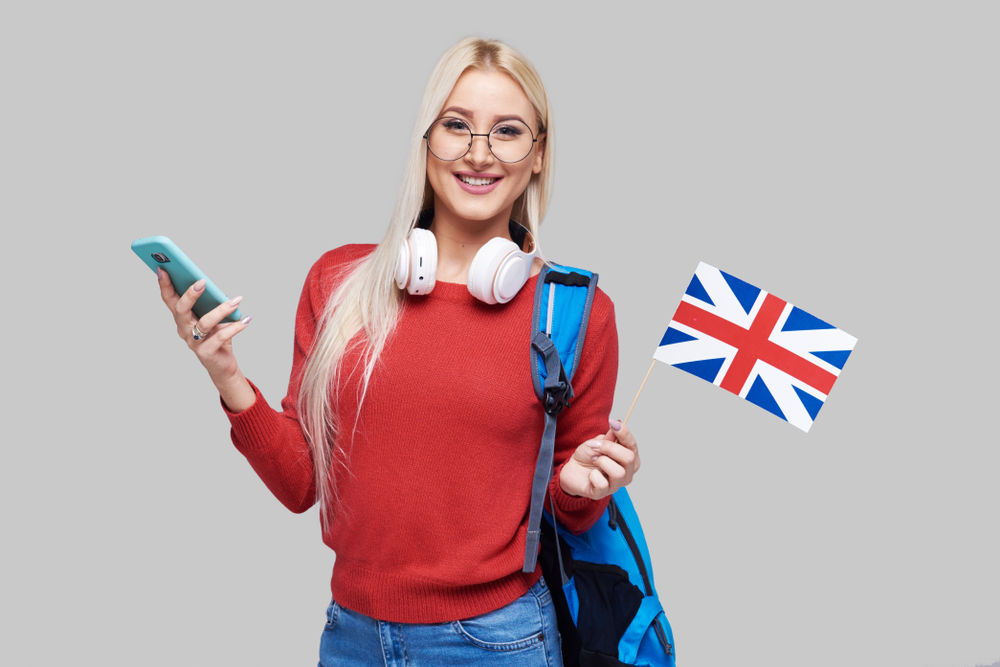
top-left (1, 2), bottom-right (997, 666)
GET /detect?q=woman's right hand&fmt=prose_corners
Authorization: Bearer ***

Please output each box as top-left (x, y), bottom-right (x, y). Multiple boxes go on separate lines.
top-left (157, 267), bottom-right (254, 406)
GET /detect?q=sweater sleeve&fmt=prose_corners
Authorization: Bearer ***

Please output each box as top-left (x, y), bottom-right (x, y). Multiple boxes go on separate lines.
top-left (545, 290), bottom-right (618, 535)
top-left (221, 246), bottom-right (371, 514)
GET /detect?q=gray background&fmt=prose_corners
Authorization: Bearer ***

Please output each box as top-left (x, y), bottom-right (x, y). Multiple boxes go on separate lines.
top-left (2, 2), bottom-right (997, 666)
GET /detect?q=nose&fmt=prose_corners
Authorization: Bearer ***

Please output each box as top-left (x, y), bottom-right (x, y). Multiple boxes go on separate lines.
top-left (465, 133), bottom-right (494, 167)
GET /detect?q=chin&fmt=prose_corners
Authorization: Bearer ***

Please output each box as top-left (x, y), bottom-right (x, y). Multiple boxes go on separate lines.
top-left (450, 188), bottom-right (525, 221)
top-left (451, 201), bottom-right (512, 223)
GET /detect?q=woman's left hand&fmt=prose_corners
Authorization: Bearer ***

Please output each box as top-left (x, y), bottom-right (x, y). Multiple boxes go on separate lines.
top-left (559, 420), bottom-right (641, 500)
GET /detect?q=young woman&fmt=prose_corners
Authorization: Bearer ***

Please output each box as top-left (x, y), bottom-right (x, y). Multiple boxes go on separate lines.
top-left (154, 37), bottom-right (641, 667)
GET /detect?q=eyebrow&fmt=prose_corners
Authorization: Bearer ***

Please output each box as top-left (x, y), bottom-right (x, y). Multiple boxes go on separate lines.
top-left (441, 106), bottom-right (529, 125)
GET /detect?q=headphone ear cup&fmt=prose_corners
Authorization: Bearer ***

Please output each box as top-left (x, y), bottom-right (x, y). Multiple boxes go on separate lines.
top-left (395, 235), bottom-right (411, 289)
top-left (467, 237), bottom-right (518, 305)
top-left (403, 228), bottom-right (437, 295)
top-left (494, 253), bottom-right (533, 304)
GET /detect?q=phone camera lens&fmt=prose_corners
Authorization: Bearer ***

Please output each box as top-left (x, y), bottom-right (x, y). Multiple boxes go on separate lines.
top-left (152, 253), bottom-right (170, 263)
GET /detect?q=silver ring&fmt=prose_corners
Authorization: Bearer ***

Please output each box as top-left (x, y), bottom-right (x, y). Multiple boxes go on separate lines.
top-left (192, 322), bottom-right (210, 340)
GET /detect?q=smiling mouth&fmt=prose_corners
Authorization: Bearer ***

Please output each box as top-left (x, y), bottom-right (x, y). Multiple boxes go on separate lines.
top-left (456, 174), bottom-right (500, 186)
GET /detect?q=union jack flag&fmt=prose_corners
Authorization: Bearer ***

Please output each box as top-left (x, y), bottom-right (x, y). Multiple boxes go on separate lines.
top-left (655, 262), bottom-right (857, 432)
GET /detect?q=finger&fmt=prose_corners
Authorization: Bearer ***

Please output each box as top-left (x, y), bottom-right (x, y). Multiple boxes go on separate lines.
top-left (174, 278), bottom-right (207, 318)
top-left (589, 467), bottom-right (611, 495)
top-left (202, 315), bottom-right (253, 348)
top-left (593, 439), bottom-right (637, 469)
top-left (594, 454), bottom-right (628, 487)
top-left (574, 437), bottom-right (605, 464)
top-left (157, 267), bottom-right (180, 308)
top-left (606, 419), bottom-right (638, 452)
top-left (195, 295), bottom-right (244, 335)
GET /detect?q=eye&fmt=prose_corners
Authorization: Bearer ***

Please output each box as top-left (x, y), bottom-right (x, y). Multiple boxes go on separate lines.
top-left (441, 118), bottom-right (470, 133)
top-left (491, 122), bottom-right (526, 140)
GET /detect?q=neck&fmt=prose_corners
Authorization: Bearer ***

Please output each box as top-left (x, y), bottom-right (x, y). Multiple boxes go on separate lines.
top-left (428, 202), bottom-right (515, 284)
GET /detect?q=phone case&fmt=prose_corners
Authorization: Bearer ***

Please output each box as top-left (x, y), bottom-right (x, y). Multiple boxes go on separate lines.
top-left (132, 235), bottom-right (243, 323)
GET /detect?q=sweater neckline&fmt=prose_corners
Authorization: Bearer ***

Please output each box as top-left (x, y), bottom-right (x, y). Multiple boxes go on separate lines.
top-left (422, 272), bottom-right (541, 304)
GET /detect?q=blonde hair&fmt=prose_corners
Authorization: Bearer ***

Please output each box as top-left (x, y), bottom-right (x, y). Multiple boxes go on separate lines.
top-left (298, 37), bottom-right (555, 530)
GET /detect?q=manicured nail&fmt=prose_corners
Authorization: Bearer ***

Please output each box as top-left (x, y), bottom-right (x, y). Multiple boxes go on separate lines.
top-left (591, 455), bottom-right (599, 462)
top-left (240, 315), bottom-right (253, 326)
top-left (156, 267), bottom-right (162, 280)
top-left (590, 440), bottom-right (602, 451)
top-left (228, 295), bottom-right (243, 307)
top-left (193, 278), bottom-right (206, 292)
top-left (609, 419), bottom-right (622, 432)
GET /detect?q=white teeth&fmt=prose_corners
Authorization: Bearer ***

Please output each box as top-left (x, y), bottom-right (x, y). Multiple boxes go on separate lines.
top-left (459, 175), bottom-right (497, 186)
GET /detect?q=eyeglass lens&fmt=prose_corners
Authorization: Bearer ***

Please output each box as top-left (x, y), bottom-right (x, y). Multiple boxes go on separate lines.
top-left (426, 117), bottom-right (534, 163)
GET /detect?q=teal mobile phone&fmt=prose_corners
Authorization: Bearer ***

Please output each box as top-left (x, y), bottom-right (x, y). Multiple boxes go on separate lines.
top-left (132, 235), bottom-right (243, 323)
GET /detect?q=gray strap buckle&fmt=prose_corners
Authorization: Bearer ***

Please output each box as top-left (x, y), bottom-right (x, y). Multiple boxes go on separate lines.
top-left (531, 332), bottom-right (573, 415)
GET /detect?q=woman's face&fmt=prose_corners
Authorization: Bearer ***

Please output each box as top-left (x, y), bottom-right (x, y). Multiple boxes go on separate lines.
top-left (426, 69), bottom-right (545, 228)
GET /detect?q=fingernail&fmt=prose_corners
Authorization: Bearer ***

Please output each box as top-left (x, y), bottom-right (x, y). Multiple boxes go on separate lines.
top-left (228, 295), bottom-right (243, 307)
top-left (193, 278), bottom-right (206, 292)
top-left (609, 419), bottom-right (622, 432)
top-left (589, 441), bottom-right (602, 451)
top-left (591, 455), bottom-right (599, 462)
top-left (240, 315), bottom-right (253, 325)
top-left (156, 267), bottom-right (162, 280)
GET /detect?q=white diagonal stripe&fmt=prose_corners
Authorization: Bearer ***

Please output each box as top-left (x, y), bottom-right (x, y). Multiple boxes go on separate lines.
top-left (654, 320), bottom-right (739, 386)
top-left (680, 262), bottom-right (766, 329)
top-left (769, 303), bottom-right (858, 376)
top-left (738, 360), bottom-right (828, 433)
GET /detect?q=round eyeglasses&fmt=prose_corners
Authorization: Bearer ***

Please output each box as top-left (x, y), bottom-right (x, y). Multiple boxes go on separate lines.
top-left (424, 117), bottom-right (538, 164)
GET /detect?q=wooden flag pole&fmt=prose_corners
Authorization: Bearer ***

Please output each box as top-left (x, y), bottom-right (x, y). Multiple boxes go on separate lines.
top-left (623, 360), bottom-right (656, 426)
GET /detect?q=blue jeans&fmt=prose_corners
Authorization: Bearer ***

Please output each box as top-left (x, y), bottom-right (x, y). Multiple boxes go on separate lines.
top-left (318, 576), bottom-right (564, 666)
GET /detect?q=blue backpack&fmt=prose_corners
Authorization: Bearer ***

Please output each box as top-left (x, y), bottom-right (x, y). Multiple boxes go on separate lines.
top-left (522, 264), bottom-right (676, 667)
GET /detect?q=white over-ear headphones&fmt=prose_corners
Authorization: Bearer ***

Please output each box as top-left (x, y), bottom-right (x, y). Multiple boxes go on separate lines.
top-left (395, 219), bottom-right (538, 305)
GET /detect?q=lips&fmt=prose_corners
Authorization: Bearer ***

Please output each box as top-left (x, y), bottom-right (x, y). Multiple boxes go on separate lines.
top-left (454, 172), bottom-right (503, 194)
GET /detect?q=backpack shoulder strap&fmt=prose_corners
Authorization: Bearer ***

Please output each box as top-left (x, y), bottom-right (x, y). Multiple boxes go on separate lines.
top-left (523, 263), bottom-right (599, 574)
top-left (531, 264), bottom-right (599, 397)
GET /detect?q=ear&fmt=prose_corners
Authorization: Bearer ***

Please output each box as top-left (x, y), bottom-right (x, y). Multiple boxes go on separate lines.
top-left (531, 132), bottom-right (547, 175)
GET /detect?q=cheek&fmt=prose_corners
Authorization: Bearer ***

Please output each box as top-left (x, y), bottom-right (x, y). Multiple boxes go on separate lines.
top-left (507, 165), bottom-right (534, 198)
top-left (426, 160), bottom-right (450, 192)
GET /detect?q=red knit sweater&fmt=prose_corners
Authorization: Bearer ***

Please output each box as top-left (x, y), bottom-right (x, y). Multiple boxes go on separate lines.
top-left (223, 244), bottom-right (618, 623)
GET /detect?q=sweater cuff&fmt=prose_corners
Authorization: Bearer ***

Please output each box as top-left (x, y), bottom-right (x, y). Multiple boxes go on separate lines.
top-left (549, 458), bottom-right (609, 532)
top-left (220, 378), bottom-right (282, 453)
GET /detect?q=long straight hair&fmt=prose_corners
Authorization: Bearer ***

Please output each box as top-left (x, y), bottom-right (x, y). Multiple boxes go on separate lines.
top-left (298, 38), bottom-right (556, 530)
